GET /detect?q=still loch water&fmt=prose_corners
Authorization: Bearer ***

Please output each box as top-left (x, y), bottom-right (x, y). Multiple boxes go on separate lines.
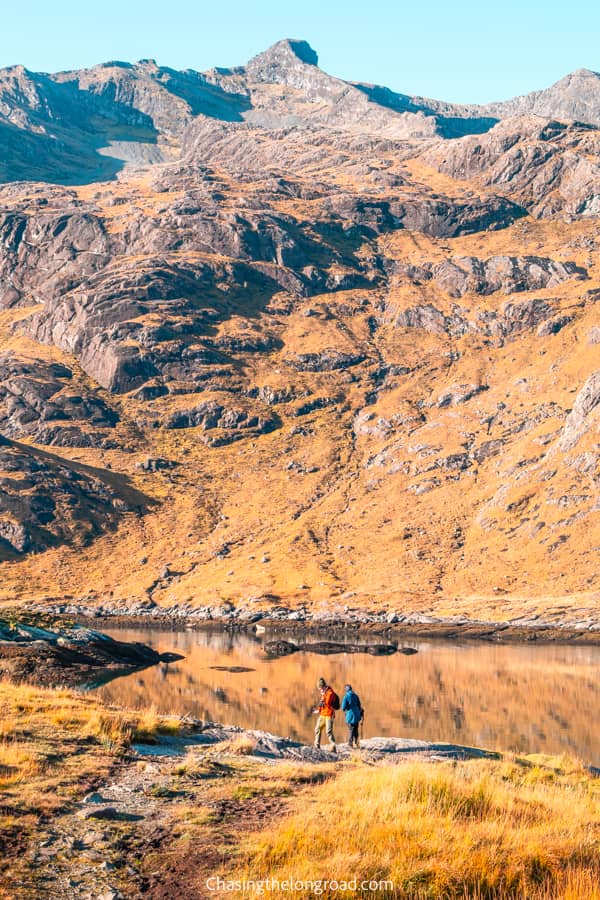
top-left (97, 627), bottom-right (600, 764)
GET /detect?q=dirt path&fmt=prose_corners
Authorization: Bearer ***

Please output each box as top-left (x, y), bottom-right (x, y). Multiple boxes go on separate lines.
top-left (17, 751), bottom-right (283, 899)
top-left (21, 753), bottom-right (180, 899)
top-left (141, 791), bottom-right (290, 900)
top-left (16, 730), bottom-right (299, 899)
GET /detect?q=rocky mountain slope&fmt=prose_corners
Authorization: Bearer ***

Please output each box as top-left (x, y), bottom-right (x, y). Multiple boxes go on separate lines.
top-left (0, 39), bottom-right (599, 623)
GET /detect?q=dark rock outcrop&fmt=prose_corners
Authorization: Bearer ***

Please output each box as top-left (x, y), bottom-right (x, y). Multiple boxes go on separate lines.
top-left (0, 617), bottom-right (183, 687)
top-left (0, 209), bottom-right (110, 308)
top-left (161, 400), bottom-right (280, 445)
top-left (263, 639), bottom-right (402, 657)
top-left (285, 350), bottom-right (366, 372)
top-left (0, 356), bottom-right (118, 447)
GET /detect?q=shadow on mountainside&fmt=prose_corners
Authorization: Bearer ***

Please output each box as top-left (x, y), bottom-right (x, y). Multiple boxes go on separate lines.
top-left (0, 437), bottom-right (156, 560)
top-left (353, 82), bottom-right (500, 138)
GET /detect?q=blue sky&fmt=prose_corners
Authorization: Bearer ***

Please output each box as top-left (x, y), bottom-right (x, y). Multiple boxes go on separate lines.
top-left (1, 0), bottom-right (598, 104)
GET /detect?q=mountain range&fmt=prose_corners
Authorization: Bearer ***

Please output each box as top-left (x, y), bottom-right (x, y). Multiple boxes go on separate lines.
top-left (0, 39), bottom-right (599, 625)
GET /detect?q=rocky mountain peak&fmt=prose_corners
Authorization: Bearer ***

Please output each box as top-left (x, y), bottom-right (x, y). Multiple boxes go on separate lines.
top-left (485, 66), bottom-right (600, 125)
top-left (245, 38), bottom-right (320, 84)
top-left (565, 67), bottom-right (599, 80)
top-left (251, 38), bottom-right (319, 67)
top-left (1, 64), bottom-right (29, 78)
top-left (551, 67), bottom-right (600, 95)
top-left (96, 60), bottom-right (135, 71)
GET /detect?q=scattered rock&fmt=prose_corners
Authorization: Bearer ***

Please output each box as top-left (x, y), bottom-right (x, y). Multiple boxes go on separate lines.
top-left (82, 792), bottom-right (107, 805)
top-left (284, 350), bottom-right (366, 372)
top-left (136, 457), bottom-right (177, 472)
top-left (79, 806), bottom-right (121, 821)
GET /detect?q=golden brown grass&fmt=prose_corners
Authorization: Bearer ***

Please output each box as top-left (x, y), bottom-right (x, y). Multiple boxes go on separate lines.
top-left (0, 681), bottom-right (129, 889)
top-left (0, 680), bottom-right (182, 815)
top-left (234, 755), bottom-right (600, 899)
top-left (210, 735), bottom-right (259, 756)
top-left (131, 703), bottom-right (182, 742)
top-left (0, 679), bottom-right (189, 894)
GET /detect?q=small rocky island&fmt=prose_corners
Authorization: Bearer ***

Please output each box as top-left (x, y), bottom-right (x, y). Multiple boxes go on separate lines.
top-left (263, 638), bottom-right (416, 657)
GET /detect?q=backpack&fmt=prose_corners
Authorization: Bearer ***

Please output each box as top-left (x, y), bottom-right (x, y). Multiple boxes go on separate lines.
top-left (330, 689), bottom-right (341, 711)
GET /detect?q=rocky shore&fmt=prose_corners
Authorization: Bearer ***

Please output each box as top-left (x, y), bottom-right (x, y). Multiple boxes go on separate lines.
top-left (0, 616), bottom-right (183, 687)
top-left (17, 600), bottom-right (600, 644)
top-left (2, 682), bottom-right (597, 900)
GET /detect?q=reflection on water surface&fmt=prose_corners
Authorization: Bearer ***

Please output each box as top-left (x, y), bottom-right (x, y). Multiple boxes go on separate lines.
top-left (96, 628), bottom-right (600, 764)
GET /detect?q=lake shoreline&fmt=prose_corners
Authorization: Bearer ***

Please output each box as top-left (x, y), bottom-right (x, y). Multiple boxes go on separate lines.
top-left (0, 614), bottom-right (183, 688)
top-left (5, 598), bottom-right (600, 644)
top-left (71, 610), bottom-right (600, 645)
top-left (67, 618), bottom-right (600, 765)
top-left (5, 618), bottom-right (596, 759)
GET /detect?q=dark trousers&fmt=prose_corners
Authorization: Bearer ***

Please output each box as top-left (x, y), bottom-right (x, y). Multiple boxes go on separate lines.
top-left (348, 722), bottom-right (360, 747)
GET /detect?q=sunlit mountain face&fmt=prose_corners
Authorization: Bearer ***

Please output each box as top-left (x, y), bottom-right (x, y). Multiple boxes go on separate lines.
top-left (0, 41), bottom-right (599, 626)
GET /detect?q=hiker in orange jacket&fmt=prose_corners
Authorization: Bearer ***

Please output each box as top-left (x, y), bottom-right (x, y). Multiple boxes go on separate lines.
top-left (313, 677), bottom-right (338, 752)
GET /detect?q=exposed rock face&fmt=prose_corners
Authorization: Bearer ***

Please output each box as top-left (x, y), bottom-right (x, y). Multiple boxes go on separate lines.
top-left (1, 43), bottom-right (600, 185)
top-left (388, 296), bottom-right (565, 340)
top-left (245, 39), bottom-right (320, 85)
top-left (422, 118), bottom-right (600, 218)
top-left (0, 40), bottom-right (599, 611)
top-left (21, 258), bottom-right (284, 393)
top-left (0, 356), bottom-right (118, 447)
top-left (161, 399), bottom-right (279, 445)
top-left (483, 68), bottom-right (600, 126)
top-left (559, 372), bottom-right (600, 451)
top-left (285, 350), bottom-right (366, 372)
top-left (437, 384), bottom-right (489, 407)
top-left (388, 195), bottom-right (526, 236)
top-left (422, 256), bottom-right (586, 297)
top-left (537, 314), bottom-right (574, 336)
top-left (0, 208), bottom-right (110, 308)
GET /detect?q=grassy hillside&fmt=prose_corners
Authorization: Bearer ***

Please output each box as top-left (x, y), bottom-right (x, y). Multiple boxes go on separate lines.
top-left (1, 207), bottom-right (600, 623)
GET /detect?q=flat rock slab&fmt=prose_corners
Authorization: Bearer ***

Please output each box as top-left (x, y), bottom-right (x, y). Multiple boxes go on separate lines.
top-left (133, 720), bottom-right (498, 764)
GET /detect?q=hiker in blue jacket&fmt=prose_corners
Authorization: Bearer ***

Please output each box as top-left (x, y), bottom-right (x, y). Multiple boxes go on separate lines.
top-left (341, 683), bottom-right (364, 748)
